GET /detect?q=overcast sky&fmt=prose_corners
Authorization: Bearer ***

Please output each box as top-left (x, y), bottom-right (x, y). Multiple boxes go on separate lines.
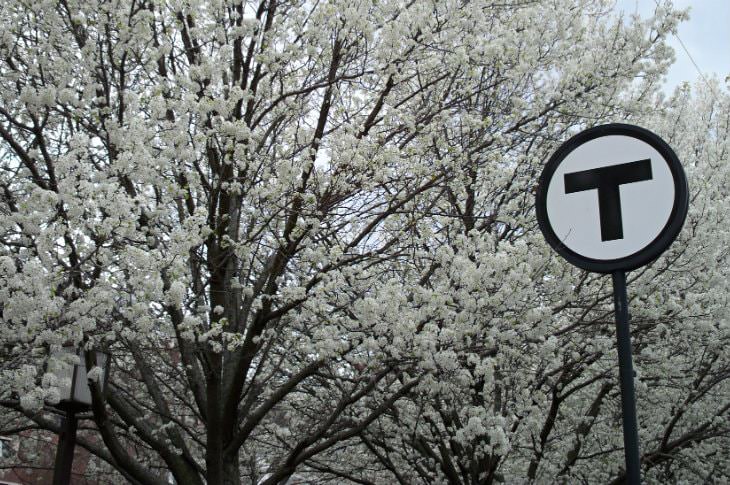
top-left (614, 0), bottom-right (730, 92)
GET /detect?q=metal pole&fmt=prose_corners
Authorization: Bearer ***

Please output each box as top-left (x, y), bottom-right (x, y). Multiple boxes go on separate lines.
top-left (612, 270), bottom-right (641, 484)
top-left (52, 409), bottom-right (78, 485)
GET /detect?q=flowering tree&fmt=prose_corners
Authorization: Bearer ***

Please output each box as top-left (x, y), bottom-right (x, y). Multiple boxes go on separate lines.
top-left (1, 0), bottom-right (727, 483)
top-left (329, 81), bottom-right (730, 484)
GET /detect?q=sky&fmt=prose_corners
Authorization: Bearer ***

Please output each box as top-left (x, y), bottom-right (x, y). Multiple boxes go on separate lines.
top-left (614, 0), bottom-right (730, 92)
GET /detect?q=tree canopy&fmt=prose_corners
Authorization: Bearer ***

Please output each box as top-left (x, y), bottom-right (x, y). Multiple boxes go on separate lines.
top-left (0, 0), bottom-right (728, 483)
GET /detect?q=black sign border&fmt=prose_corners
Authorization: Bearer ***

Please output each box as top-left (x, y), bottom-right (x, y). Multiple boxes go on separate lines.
top-left (536, 123), bottom-right (689, 273)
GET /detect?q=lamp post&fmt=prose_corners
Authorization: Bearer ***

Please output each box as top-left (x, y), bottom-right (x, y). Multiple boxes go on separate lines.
top-left (48, 347), bottom-right (109, 485)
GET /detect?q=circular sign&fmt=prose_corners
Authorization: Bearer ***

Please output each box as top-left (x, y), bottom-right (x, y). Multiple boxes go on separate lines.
top-left (536, 124), bottom-right (688, 273)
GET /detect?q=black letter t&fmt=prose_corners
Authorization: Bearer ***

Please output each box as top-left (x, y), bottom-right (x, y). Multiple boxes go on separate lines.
top-left (564, 159), bottom-right (653, 241)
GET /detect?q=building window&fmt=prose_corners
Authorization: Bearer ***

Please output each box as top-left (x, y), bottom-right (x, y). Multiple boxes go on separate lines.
top-left (0, 437), bottom-right (14, 458)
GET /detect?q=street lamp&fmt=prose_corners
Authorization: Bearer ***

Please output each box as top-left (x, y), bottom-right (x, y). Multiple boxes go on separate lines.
top-left (47, 347), bottom-right (109, 485)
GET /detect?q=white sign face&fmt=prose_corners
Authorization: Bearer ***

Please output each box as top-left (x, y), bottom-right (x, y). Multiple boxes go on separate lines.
top-left (536, 124), bottom-right (688, 273)
top-left (545, 135), bottom-right (674, 260)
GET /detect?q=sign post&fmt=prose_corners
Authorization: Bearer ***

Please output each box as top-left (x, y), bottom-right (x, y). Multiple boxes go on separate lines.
top-left (611, 269), bottom-right (641, 483)
top-left (535, 124), bottom-right (688, 484)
